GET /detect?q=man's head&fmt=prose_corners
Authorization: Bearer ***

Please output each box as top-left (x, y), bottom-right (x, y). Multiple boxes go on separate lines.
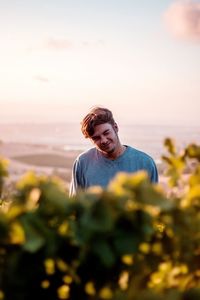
top-left (81, 106), bottom-right (124, 158)
top-left (81, 107), bottom-right (115, 138)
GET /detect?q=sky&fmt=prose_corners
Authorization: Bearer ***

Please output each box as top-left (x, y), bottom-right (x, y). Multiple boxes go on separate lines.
top-left (1, 0), bottom-right (200, 125)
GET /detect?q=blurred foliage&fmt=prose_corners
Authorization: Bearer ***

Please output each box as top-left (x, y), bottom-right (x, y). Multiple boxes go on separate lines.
top-left (0, 139), bottom-right (200, 300)
top-left (0, 158), bottom-right (9, 202)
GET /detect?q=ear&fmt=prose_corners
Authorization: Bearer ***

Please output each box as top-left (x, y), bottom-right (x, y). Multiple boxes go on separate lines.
top-left (113, 122), bottom-right (118, 132)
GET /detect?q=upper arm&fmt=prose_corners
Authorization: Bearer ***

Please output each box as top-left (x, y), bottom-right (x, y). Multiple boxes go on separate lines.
top-left (150, 160), bottom-right (158, 183)
top-left (69, 159), bottom-right (81, 197)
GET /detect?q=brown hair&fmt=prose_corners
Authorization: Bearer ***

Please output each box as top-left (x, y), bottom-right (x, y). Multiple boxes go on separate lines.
top-left (81, 107), bottom-right (115, 138)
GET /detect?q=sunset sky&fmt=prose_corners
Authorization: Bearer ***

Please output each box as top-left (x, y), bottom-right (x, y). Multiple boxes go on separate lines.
top-left (1, 0), bottom-right (200, 125)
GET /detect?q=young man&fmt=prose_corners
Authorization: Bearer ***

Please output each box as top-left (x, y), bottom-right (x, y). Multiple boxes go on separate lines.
top-left (69, 107), bottom-right (158, 196)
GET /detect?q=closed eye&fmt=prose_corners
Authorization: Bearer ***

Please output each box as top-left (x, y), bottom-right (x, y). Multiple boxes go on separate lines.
top-left (104, 130), bottom-right (110, 135)
top-left (92, 130), bottom-right (110, 141)
top-left (92, 136), bottom-right (100, 142)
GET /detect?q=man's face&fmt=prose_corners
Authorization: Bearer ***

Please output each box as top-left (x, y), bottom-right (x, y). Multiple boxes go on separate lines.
top-left (90, 122), bottom-right (120, 155)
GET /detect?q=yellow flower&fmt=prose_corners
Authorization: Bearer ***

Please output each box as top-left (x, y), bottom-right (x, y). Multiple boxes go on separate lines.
top-left (99, 287), bottom-right (113, 299)
top-left (57, 285), bottom-right (70, 299)
top-left (118, 271), bottom-right (129, 290)
top-left (9, 221), bottom-right (25, 244)
top-left (44, 258), bottom-right (55, 275)
top-left (56, 259), bottom-right (68, 272)
top-left (121, 255), bottom-right (134, 265)
top-left (63, 275), bottom-right (72, 284)
top-left (16, 171), bottom-right (38, 189)
top-left (152, 243), bottom-right (162, 255)
top-left (0, 290), bottom-right (4, 300)
top-left (41, 280), bottom-right (50, 289)
top-left (85, 281), bottom-right (96, 295)
top-left (139, 243), bottom-right (150, 254)
top-left (58, 221), bottom-right (69, 236)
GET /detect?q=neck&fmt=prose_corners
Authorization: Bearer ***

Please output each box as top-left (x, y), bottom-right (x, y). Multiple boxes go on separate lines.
top-left (103, 144), bottom-right (126, 160)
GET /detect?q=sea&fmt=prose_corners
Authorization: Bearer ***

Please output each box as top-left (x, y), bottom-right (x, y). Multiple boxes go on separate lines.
top-left (0, 122), bottom-right (199, 164)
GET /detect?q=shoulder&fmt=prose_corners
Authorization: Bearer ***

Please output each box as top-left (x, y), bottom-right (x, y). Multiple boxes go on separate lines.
top-left (126, 146), bottom-right (157, 169)
top-left (75, 147), bottom-right (97, 162)
top-left (72, 148), bottom-right (96, 173)
top-left (127, 146), bottom-right (154, 160)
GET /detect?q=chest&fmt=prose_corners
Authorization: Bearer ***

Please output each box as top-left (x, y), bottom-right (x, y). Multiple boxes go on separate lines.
top-left (82, 158), bottom-right (138, 188)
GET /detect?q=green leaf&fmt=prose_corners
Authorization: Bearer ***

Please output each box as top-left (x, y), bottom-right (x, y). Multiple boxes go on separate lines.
top-left (92, 239), bottom-right (115, 268)
top-left (20, 214), bottom-right (46, 252)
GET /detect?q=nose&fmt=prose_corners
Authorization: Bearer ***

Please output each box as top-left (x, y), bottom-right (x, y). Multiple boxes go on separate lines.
top-left (100, 135), bottom-right (108, 145)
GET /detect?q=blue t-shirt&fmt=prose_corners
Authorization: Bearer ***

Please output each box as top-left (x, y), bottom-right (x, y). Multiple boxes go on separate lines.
top-left (69, 146), bottom-right (158, 196)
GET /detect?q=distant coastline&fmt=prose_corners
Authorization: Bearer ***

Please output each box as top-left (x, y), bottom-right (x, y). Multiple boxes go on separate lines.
top-left (0, 122), bottom-right (199, 161)
top-left (0, 140), bottom-right (169, 193)
top-left (0, 123), bottom-right (199, 192)
top-left (0, 141), bottom-right (81, 189)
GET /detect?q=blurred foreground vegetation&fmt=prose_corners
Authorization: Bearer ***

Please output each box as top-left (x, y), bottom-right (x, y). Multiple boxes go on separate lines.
top-left (0, 138), bottom-right (200, 300)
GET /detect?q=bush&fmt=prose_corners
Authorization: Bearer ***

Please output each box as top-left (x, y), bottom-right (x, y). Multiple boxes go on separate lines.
top-left (0, 139), bottom-right (200, 300)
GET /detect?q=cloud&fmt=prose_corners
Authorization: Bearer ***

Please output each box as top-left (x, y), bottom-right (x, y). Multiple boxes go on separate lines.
top-left (45, 38), bottom-right (73, 50)
top-left (45, 37), bottom-right (105, 51)
top-left (81, 39), bottom-right (105, 47)
top-left (164, 0), bottom-right (200, 42)
top-left (34, 75), bottom-right (49, 83)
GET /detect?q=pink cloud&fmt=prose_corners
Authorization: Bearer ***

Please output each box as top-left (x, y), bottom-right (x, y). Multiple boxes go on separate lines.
top-left (45, 37), bottom-right (104, 51)
top-left (34, 75), bottom-right (49, 83)
top-left (81, 39), bottom-right (105, 47)
top-left (46, 38), bottom-right (73, 50)
top-left (164, 0), bottom-right (200, 42)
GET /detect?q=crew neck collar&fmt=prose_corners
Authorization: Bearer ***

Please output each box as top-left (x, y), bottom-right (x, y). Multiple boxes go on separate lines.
top-left (97, 145), bottom-right (128, 161)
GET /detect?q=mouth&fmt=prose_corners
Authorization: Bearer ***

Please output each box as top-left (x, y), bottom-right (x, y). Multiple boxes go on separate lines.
top-left (101, 143), bottom-right (111, 150)
top-left (101, 142), bottom-right (113, 152)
